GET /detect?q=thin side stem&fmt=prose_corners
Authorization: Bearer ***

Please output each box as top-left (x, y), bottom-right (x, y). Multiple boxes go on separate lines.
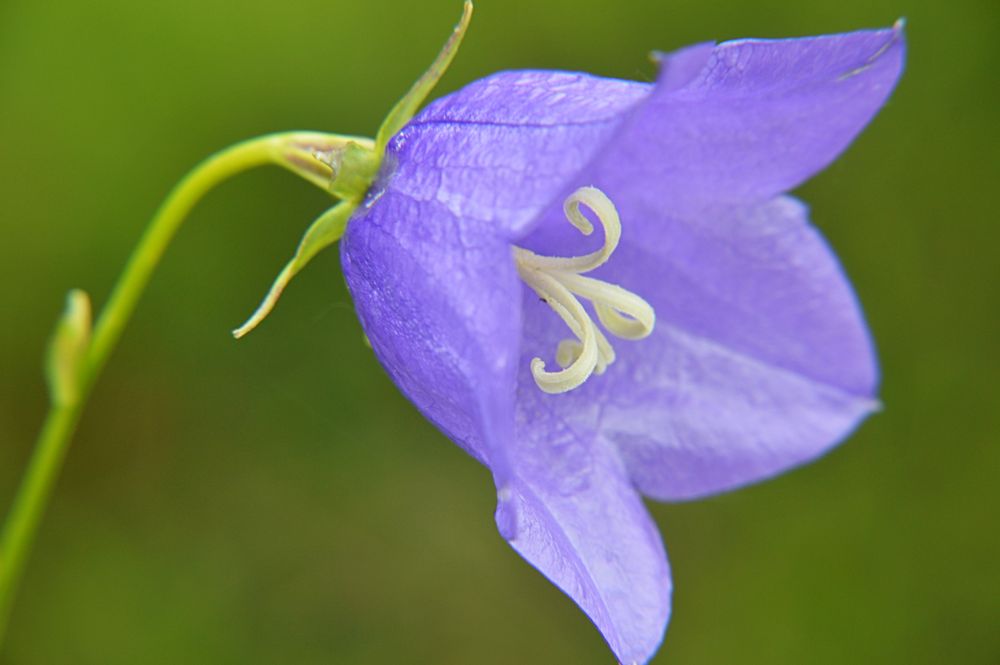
top-left (0, 133), bottom-right (304, 647)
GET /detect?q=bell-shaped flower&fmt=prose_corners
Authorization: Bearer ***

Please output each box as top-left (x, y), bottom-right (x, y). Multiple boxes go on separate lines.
top-left (338, 23), bottom-right (904, 665)
top-left (239, 10), bottom-right (905, 663)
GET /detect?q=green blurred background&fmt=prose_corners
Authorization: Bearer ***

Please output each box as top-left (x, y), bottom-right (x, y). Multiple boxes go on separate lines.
top-left (1, 0), bottom-right (997, 663)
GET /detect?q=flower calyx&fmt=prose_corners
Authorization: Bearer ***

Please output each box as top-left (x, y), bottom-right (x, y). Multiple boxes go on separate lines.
top-left (271, 132), bottom-right (378, 202)
top-left (233, 3), bottom-right (474, 338)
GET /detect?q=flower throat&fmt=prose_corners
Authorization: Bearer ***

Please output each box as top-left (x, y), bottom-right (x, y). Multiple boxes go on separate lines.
top-left (513, 187), bottom-right (656, 394)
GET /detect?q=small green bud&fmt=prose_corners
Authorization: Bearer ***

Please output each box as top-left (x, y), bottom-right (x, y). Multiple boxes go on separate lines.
top-left (45, 290), bottom-right (92, 406)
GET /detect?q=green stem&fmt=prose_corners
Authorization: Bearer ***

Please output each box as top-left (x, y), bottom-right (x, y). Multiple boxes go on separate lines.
top-left (0, 0), bottom-right (470, 644)
top-left (0, 132), bottom-right (327, 647)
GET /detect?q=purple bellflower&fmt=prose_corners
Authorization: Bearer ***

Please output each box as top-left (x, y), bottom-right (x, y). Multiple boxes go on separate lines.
top-left (0, 5), bottom-right (904, 659)
top-left (338, 21), bottom-right (905, 665)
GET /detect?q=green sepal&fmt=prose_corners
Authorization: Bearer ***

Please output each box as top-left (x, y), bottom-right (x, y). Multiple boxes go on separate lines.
top-left (45, 290), bottom-right (92, 406)
top-left (232, 201), bottom-right (357, 338)
top-left (374, 1), bottom-right (473, 153)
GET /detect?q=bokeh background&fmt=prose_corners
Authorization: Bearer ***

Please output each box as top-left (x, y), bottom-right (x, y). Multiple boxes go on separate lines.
top-left (1, 0), bottom-right (997, 663)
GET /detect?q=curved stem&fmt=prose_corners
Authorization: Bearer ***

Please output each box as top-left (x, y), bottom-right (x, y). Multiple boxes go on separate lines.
top-left (0, 132), bottom-right (329, 647)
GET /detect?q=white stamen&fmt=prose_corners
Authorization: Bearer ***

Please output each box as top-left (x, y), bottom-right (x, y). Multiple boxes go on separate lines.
top-left (557, 273), bottom-right (655, 340)
top-left (515, 264), bottom-right (600, 394)
top-left (513, 186), bottom-right (655, 394)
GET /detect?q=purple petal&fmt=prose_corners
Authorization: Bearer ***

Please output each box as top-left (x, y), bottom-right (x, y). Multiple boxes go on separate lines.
top-left (519, 196), bottom-right (878, 500)
top-left (655, 42), bottom-right (716, 92)
top-left (589, 25), bottom-right (905, 219)
top-left (340, 189), bottom-right (521, 470)
top-left (498, 371), bottom-right (671, 664)
top-left (387, 70), bottom-right (649, 238)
